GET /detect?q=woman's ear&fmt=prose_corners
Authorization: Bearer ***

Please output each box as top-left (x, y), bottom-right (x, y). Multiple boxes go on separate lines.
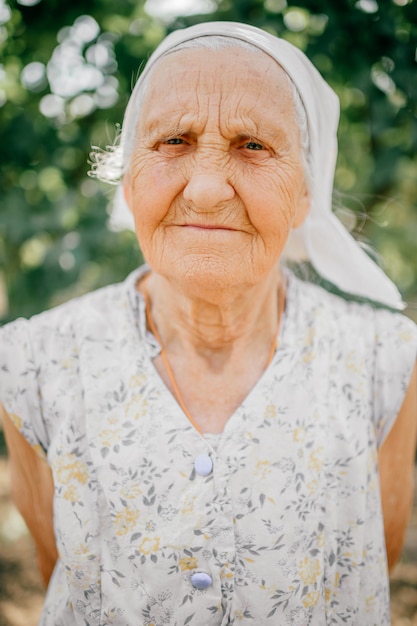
top-left (122, 174), bottom-right (132, 210)
top-left (292, 182), bottom-right (310, 229)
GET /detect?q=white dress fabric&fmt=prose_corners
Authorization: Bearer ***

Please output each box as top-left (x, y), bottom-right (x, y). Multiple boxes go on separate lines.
top-left (0, 265), bottom-right (416, 626)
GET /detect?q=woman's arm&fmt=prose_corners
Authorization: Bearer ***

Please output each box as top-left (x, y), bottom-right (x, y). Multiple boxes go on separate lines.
top-left (378, 362), bottom-right (417, 572)
top-left (1, 403), bottom-right (58, 586)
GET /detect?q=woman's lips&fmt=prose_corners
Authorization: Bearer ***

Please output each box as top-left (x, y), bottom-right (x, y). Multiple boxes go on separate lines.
top-left (181, 224), bottom-right (236, 231)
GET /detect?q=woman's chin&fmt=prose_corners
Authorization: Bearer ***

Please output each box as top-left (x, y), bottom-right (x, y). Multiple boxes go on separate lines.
top-left (152, 253), bottom-right (277, 301)
top-left (161, 255), bottom-right (253, 297)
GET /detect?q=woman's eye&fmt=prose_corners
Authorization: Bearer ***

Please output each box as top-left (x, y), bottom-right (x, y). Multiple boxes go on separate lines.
top-left (165, 138), bottom-right (186, 145)
top-left (243, 141), bottom-right (264, 151)
top-left (156, 137), bottom-right (190, 154)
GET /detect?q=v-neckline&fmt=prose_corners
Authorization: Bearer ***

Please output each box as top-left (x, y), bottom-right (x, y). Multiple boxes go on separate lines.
top-left (127, 265), bottom-right (294, 441)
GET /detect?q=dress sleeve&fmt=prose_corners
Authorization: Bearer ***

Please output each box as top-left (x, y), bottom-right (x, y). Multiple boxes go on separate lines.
top-left (0, 318), bottom-right (49, 457)
top-left (373, 309), bottom-right (417, 447)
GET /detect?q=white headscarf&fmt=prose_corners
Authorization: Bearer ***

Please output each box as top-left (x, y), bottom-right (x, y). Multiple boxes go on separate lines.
top-left (112, 21), bottom-right (403, 309)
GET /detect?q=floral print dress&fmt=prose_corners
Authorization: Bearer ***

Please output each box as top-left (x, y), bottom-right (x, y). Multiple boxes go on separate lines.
top-left (1, 265), bottom-right (416, 626)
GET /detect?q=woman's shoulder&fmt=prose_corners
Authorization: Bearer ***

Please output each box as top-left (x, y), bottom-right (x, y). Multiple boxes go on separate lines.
top-left (288, 269), bottom-right (417, 341)
top-left (0, 265), bottom-right (147, 342)
top-left (41, 266), bottom-right (143, 325)
top-left (287, 271), bottom-right (417, 445)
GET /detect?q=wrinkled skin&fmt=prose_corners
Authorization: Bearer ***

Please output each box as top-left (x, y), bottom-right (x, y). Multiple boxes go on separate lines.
top-left (123, 47), bottom-right (310, 301)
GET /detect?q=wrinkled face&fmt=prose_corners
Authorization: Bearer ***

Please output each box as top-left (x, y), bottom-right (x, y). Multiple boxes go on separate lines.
top-left (124, 47), bottom-right (310, 293)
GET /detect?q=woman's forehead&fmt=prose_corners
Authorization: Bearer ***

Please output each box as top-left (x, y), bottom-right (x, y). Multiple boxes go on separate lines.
top-left (147, 46), bottom-right (288, 91)
top-left (138, 47), bottom-right (295, 129)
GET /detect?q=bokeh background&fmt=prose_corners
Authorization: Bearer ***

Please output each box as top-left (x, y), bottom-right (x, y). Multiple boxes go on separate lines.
top-left (0, 0), bottom-right (417, 623)
top-left (1, 0), bottom-right (417, 324)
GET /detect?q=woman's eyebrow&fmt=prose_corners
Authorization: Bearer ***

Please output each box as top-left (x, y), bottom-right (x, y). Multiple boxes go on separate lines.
top-left (141, 124), bottom-right (189, 143)
top-left (141, 114), bottom-right (196, 139)
top-left (143, 124), bottom-right (290, 145)
top-left (140, 109), bottom-right (292, 145)
top-left (220, 111), bottom-right (294, 142)
top-left (226, 124), bottom-right (292, 147)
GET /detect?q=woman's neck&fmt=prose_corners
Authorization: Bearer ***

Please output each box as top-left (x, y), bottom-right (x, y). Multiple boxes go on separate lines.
top-left (140, 267), bottom-right (283, 361)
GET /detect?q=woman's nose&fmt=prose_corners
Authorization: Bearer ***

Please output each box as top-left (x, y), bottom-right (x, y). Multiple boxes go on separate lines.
top-left (183, 172), bottom-right (235, 210)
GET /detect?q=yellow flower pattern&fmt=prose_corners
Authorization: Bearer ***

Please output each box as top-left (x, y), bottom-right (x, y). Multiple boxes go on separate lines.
top-left (113, 506), bottom-right (140, 537)
top-left (63, 484), bottom-right (80, 502)
top-left (138, 536), bottom-right (160, 555)
top-left (179, 556), bottom-right (198, 571)
top-left (299, 556), bottom-right (321, 585)
top-left (54, 453), bottom-right (89, 485)
top-left (0, 265), bottom-right (416, 625)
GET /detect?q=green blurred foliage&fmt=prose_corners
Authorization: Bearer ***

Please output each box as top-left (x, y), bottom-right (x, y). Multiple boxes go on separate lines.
top-left (0, 0), bottom-right (416, 323)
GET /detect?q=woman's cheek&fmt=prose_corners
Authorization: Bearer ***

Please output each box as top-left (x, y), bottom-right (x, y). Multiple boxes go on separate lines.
top-left (128, 157), bottom-right (184, 256)
top-left (239, 172), bottom-right (293, 230)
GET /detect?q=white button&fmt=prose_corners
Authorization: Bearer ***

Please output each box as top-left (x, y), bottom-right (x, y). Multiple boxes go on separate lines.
top-left (195, 454), bottom-right (213, 476)
top-left (191, 572), bottom-right (212, 589)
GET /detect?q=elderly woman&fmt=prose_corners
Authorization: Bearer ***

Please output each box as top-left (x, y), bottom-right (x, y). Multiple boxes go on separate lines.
top-left (1, 21), bottom-right (417, 626)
